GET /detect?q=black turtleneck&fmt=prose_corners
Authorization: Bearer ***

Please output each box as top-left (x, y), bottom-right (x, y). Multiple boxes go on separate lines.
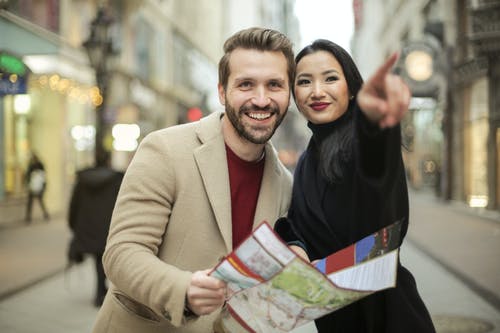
top-left (307, 105), bottom-right (353, 142)
top-left (286, 106), bottom-right (406, 259)
top-left (275, 105), bottom-right (436, 332)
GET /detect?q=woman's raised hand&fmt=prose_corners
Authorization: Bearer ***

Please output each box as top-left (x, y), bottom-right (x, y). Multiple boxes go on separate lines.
top-left (357, 53), bottom-right (411, 128)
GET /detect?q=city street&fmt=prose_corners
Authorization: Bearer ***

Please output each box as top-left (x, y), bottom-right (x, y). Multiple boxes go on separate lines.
top-left (0, 190), bottom-right (499, 333)
top-left (2, 1), bottom-right (500, 332)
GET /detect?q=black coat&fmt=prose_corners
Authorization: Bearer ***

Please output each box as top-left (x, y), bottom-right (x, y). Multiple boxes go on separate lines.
top-left (69, 167), bottom-right (124, 255)
top-left (276, 108), bottom-right (435, 332)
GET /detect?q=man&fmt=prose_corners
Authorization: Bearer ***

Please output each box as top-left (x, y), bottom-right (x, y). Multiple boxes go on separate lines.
top-left (92, 27), bottom-right (294, 333)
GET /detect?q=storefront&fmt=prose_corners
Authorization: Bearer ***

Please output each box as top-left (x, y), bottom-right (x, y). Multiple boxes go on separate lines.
top-left (0, 52), bottom-right (30, 200)
top-left (1, 67), bottom-right (97, 208)
top-left (1, 12), bottom-right (96, 215)
top-left (463, 77), bottom-right (490, 208)
top-left (466, 1), bottom-right (500, 210)
top-left (402, 98), bottom-right (443, 190)
top-left (452, 57), bottom-right (499, 211)
top-left (397, 38), bottom-right (446, 192)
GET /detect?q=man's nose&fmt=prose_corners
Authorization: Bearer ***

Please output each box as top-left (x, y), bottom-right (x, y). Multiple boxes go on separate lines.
top-left (251, 87), bottom-right (271, 108)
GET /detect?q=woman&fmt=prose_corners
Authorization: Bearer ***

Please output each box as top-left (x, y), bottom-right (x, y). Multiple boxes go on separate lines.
top-left (275, 40), bottom-right (435, 332)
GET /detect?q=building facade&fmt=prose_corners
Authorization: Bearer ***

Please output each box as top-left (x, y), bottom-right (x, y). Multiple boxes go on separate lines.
top-left (0, 0), bottom-right (301, 220)
top-left (453, 0), bottom-right (500, 211)
top-left (351, 0), bottom-right (500, 212)
top-left (1, 0), bottom-right (97, 218)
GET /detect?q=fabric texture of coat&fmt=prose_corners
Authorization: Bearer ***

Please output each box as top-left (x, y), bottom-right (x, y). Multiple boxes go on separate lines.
top-left (92, 111), bottom-right (292, 333)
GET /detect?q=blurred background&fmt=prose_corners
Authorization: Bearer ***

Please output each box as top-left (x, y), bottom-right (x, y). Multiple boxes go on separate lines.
top-left (1, 0), bottom-right (499, 217)
top-left (0, 0), bottom-right (499, 332)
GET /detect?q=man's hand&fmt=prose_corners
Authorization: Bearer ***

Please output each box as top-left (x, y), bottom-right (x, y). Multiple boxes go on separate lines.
top-left (186, 269), bottom-right (227, 316)
top-left (357, 53), bottom-right (411, 128)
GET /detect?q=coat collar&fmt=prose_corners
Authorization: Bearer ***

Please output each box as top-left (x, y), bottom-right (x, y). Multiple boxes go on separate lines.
top-left (253, 143), bottom-right (285, 229)
top-left (193, 112), bottom-right (284, 252)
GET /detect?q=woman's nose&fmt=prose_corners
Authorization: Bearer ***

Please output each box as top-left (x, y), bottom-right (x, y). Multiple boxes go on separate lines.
top-left (311, 82), bottom-right (325, 98)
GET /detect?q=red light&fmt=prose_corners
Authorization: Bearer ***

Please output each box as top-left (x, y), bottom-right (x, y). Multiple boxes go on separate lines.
top-left (187, 107), bottom-right (203, 122)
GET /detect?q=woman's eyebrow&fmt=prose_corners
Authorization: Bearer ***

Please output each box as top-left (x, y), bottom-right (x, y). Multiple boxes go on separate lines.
top-left (296, 69), bottom-right (340, 78)
top-left (322, 69), bottom-right (340, 75)
top-left (296, 73), bottom-right (312, 78)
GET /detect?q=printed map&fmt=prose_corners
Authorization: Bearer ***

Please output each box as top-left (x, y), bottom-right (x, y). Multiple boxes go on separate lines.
top-left (210, 221), bottom-right (402, 333)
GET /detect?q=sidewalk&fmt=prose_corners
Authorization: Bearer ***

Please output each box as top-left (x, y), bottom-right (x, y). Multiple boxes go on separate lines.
top-left (0, 190), bottom-right (499, 332)
top-left (407, 190), bottom-right (500, 311)
top-left (0, 217), bottom-right (70, 299)
top-left (0, 195), bottom-right (27, 226)
top-left (0, 227), bottom-right (499, 333)
top-left (0, 259), bottom-right (100, 333)
top-left (402, 241), bottom-right (500, 332)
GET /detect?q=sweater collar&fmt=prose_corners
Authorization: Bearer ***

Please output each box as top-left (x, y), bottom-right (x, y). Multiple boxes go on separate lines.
top-left (307, 108), bottom-right (352, 144)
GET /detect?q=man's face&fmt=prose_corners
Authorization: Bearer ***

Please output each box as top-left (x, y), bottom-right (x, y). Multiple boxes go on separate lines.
top-left (218, 48), bottom-right (290, 144)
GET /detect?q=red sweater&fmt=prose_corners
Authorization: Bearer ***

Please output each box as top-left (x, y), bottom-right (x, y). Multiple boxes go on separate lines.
top-left (226, 145), bottom-right (265, 248)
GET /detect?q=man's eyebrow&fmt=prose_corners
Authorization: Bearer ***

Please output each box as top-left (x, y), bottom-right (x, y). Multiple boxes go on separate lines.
top-left (234, 77), bottom-right (254, 82)
top-left (233, 77), bottom-right (285, 83)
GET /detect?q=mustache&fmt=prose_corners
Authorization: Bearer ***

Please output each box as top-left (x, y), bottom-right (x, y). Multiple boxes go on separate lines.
top-left (240, 104), bottom-right (278, 113)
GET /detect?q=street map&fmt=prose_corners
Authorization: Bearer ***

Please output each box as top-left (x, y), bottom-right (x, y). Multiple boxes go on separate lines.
top-left (210, 220), bottom-right (402, 333)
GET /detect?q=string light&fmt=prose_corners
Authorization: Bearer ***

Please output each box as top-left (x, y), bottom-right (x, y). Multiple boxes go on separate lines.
top-left (32, 74), bottom-right (102, 106)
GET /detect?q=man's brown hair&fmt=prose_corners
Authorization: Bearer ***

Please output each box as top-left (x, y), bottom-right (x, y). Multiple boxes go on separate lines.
top-left (218, 27), bottom-right (294, 90)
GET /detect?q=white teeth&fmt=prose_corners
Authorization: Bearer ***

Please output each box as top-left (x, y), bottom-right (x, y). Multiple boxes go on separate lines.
top-left (248, 113), bottom-right (271, 120)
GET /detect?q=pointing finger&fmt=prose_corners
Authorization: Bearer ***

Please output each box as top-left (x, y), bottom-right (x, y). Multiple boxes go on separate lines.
top-left (369, 52), bottom-right (399, 88)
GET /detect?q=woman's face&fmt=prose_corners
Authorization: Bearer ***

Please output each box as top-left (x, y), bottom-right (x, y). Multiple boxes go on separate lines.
top-left (294, 50), bottom-right (350, 125)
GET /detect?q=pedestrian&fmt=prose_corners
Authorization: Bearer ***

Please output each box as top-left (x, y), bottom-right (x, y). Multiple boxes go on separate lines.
top-left (275, 40), bottom-right (436, 332)
top-left (67, 150), bottom-right (124, 307)
top-left (24, 152), bottom-right (49, 222)
top-left (91, 27), bottom-right (294, 333)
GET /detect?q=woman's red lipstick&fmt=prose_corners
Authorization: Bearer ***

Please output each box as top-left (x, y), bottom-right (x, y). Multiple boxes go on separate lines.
top-left (310, 102), bottom-right (330, 111)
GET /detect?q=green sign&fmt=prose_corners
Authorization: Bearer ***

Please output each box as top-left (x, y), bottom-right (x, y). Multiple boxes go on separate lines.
top-left (0, 53), bottom-right (27, 76)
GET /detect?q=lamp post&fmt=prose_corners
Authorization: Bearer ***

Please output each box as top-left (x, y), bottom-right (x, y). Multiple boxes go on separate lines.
top-left (83, 7), bottom-right (114, 166)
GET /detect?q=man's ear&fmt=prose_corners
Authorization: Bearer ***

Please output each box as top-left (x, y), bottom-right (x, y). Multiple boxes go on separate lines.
top-left (217, 83), bottom-right (226, 106)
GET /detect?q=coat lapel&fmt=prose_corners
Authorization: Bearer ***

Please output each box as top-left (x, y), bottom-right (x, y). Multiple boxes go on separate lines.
top-left (253, 144), bottom-right (283, 228)
top-left (193, 113), bottom-right (232, 252)
top-left (193, 113), bottom-right (286, 251)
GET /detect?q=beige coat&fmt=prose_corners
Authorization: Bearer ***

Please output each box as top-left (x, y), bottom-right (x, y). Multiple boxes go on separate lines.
top-left (92, 112), bottom-right (292, 333)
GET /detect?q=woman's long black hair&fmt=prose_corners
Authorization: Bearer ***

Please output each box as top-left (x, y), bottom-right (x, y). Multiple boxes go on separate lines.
top-left (294, 39), bottom-right (364, 183)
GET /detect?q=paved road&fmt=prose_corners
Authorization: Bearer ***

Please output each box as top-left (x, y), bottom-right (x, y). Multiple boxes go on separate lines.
top-left (0, 190), bottom-right (499, 332)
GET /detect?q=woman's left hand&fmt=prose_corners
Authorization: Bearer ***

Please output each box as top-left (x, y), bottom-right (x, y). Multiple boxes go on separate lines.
top-left (289, 245), bottom-right (310, 262)
top-left (357, 53), bottom-right (411, 128)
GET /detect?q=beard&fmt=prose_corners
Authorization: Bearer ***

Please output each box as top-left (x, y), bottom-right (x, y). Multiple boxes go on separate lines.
top-left (225, 99), bottom-right (287, 144)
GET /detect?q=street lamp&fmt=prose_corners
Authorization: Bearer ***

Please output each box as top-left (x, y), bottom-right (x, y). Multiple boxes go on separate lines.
top-left (83, 7), bottom-right (114, 166)
top-left (405, 50), bottom-right (433, 82)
